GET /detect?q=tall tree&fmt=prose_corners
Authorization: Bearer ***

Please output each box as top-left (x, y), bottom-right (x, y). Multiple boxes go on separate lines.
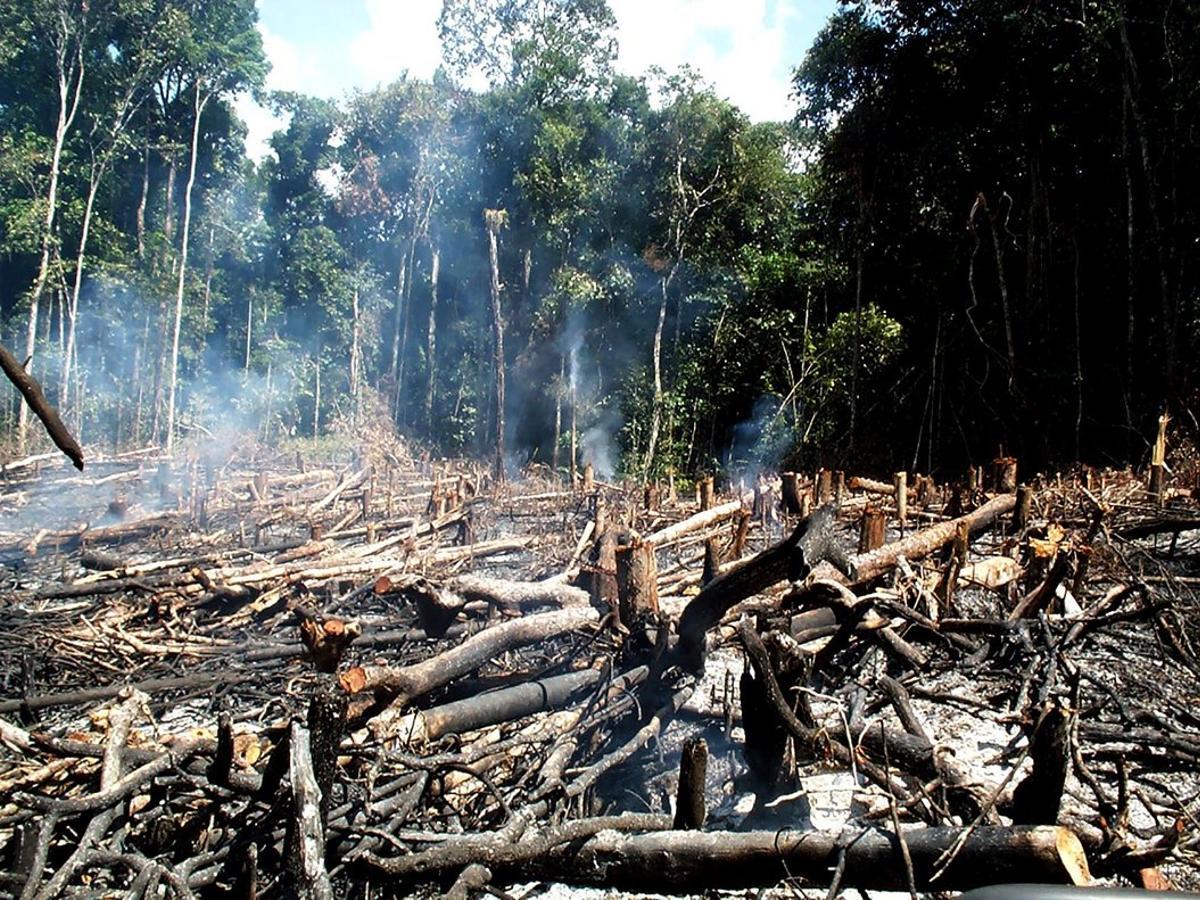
top-left (60, 0), bottom-right (181, 415)
top-left (163, 0), bottom-right (264, 451)
top-left (439, 0), bottom-right (617, 103)
top-left (484, 207), bottom-right (508, 478)
top-left (3, 0), bottom-right (93, 449)
top-left (641, 76), bottom-right (743, 476)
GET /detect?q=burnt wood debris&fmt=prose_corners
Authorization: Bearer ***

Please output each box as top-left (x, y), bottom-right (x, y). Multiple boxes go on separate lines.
top-left (0, 429), bottom-right (1198, 897)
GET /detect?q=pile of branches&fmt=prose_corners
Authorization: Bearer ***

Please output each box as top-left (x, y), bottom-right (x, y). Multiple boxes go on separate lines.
top-left (0, 443), bottom-right (1198, 897)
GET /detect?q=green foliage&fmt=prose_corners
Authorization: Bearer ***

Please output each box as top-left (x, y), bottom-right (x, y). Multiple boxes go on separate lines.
top-left (3, 0), bottom-right (1192, 475)
top-left (439, 0), bottom-right (617, 101)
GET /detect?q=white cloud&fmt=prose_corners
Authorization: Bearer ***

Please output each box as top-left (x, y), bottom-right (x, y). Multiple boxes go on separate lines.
top-left (240, 0), bottom-right (808, 161)
top-left (261, 21), bottom-right (304, 93)
top-left (609, 0), bottom-right (799, 122)
top-left (347, 0), bottom-right (443, 89)
top-left (236, 22), bottom-right (304, 162)
top-left (234, 92), bottom-right (284, 163)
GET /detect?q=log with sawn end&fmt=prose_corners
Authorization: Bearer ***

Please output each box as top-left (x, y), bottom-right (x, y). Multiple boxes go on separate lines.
top-left (845, 492), bottom-right (1017, 585)
top-left (341, 606), bottom-right (601, 705)
top-left (522, 825), bottom-right (1091, 893)
top-left (676, 504), bottom-right (850, 670)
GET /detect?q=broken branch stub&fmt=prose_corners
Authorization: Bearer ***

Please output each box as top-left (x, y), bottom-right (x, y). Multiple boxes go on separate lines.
top-left (676, 504), bottom-right (848, 670)
top-left (0, 342), bottom-right (84, 470)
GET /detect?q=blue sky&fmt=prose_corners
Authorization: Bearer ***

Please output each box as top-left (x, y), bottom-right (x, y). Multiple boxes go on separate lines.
top-left (238, 0), bottom-right (841, 158)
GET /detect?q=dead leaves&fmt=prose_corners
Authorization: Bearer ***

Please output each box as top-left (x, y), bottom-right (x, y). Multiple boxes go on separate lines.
top-left (1029, 522), bottom-right (1068, 558)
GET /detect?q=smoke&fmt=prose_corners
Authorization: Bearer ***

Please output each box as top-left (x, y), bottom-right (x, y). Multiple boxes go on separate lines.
top-left (561, 312), bottom-right (621, 479)
top-left (581, 411), bottom-right (621, 479)
top-left (726, 393), bottom-right (793, 481)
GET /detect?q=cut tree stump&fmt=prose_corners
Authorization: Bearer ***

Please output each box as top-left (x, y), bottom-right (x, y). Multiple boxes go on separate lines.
top-left (781, 472), bottom-right (804, 514)
top-left (860, 506), bottom-right (887, 552)
top-left (993, 457), bottom-right (1018, 493)
top-left (673, 737), bottom-right (708, 830)
top-left (282, 721), bottom-right (333, 900)
top-left (1010, 703), bottom-right (1072, 825)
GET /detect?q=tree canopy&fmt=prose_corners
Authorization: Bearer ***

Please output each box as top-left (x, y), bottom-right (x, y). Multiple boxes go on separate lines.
top-left (0, 0), bottom-right (1193, 476)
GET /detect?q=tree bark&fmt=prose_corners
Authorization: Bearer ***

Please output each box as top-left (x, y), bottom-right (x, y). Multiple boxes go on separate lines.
top-left (677, 505), bottom-right (848, 670)
top-left (673, 738), bottom-right (708, 830)
top-left (282, 722), bottom-right (333, 900)
top-left (370, 667), bottom-right (602, 744)
top-left (349, 285), bottom-right (361, 408)
top-left (859, 505), bottom-right (887, 553)
top-left (485, 211), bottom-right (506, 480)
top-left (425, 244), bottom-right (439, 429)
top-left (523, 825), bottom-right (1090, 892)
top-left (60, 174), bottom-right (100, 411)
top-left (0, 343), bottom-right (83, 470)
top-left (389, 253), bottom-right (407, 415)
top-left (849, 493), bottom-right (1016, 585)
top-left (643, 273), bottom-right (669, 478)
top-left (645, 497), bottom-right (743, 548)
top-left (616, 537), bottom-right (659, 628)
top-left (343, 607), bottom-right (599, 702)
top-left (166, 81), bottom-right (209, 453)
top-left (20, 12), bottom-right (88, 451)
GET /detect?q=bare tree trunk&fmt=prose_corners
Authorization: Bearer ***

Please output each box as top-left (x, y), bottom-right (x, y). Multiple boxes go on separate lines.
top-left (0, 342), bottom-right (84, 469)
top-left (313, 355), bottom-right (321, 437)
top-left (61, 173), bottom-right (102, 408)
top-left (166, 81), bottom-right (209, 454)
top-left (349, 285), bottom-right (361, 412)
top-left (1072, 234), bottom-right (1083, 461)
top-left (644, 274), bottom-right (669, 478)
top-left (485, 211), bottom-right (506, 481)
top-left (986, 198), bottom-right (1017, 389)
top-left (389, 254), bottom-right (407, 419)
top-left (570, 347), bottom-right (578, 480)
top-left (552, 352), bottom-right (563, 476)
top-left (163, 157), bottom-right (176, 246)
top-left (136, 139), bottom-right (149, 260)
top-left (134, 311), bottom-right (148, 444)
top-left (396, 230), bottom-right (419, 424)
top-left (151, 310), bottom-right (165, 441)
top-left (1118, 12), bottom-right (1175, 391)
top-left (850, 231), bottom-right (863, 450)
top-left (244, 292), bottom-right (253, 373)
top-left (20, 21), bottom-right (87, 451)
top-left (425, 244), bottom-right (439, 431)
top-left (1123, 83), bottom-right (1135, 435)
top-left (201, 225), bottom-right (215, 337)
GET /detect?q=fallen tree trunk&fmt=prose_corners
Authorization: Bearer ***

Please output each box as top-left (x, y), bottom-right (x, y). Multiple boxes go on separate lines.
top-left (449, 574), bottom-right (590, 610)
top-left (368, 667), bottom-right (603, 742)
top-left (522, 825), bottom-right (1090, 893)
top-left (645, 498), bottom-right (745, 548)
top-left (849, 476), bottom-right (896, 495)
top-left (342, 606), bottom-right (600, 704)
top-left (848, 493), bottom-right (1016, 584)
